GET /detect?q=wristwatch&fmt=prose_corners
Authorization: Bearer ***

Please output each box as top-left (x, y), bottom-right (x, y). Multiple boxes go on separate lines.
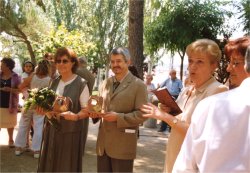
top-left (173, 118), bottom-right (178, 125)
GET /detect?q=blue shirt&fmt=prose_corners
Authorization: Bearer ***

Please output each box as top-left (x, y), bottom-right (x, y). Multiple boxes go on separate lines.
top-left (160, 78), bottom-right (183, 96)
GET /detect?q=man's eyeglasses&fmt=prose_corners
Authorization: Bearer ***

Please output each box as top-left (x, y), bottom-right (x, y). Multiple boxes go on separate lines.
top-left (55, 59), bottom-right (70, 64)
top-left (226, 60), bottom-right (244, 68)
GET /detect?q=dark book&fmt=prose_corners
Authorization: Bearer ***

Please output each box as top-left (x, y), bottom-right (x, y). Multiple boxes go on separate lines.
top-left (152, 88), bottom-right (182, 116)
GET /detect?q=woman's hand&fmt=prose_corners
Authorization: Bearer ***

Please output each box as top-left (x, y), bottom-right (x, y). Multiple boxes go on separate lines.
top-left (159, 103), bottom-right (171, 113)
top-left (35, 106), bottom-right (47, 116)
top-left (60, 111), bottom-right (78, 121)
top-left (0, 87), bottom-right (20, 93)
top-left (140, 103), bottom-right (169, 121)
top-left (60, 109), bottom-right (92, 121)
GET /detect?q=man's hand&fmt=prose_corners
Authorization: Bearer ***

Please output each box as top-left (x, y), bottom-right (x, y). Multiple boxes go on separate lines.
top-left (83, 107), bottom-right (104, 118)
top-left (102, 112), bottom-right (118, 122)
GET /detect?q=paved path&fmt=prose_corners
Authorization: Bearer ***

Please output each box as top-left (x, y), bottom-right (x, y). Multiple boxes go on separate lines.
top-left (0, 114), bottom-right (168, 172)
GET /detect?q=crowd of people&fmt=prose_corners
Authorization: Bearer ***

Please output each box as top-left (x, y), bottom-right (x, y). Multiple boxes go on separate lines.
top-left (0, 35), bottom-right (249, 172)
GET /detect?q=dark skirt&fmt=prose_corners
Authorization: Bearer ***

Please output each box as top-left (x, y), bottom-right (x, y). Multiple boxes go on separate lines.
top-left (37, 119), bottom-right (84, 172)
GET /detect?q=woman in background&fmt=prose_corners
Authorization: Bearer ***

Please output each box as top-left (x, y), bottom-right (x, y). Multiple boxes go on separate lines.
top-left (21, 61), bottom-right (35, 80)
top-left (0, 58), bottom-right (21, 147)
top-left (20, 61), bottom-right (35, 146)
top-left (15, 60), bottom-right (51, 159)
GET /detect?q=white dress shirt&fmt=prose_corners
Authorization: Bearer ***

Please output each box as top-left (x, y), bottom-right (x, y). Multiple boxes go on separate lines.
top-left (173, 77), bottom-right (250, 173)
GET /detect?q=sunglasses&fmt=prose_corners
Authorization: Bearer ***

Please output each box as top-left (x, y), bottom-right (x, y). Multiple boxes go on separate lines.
top-left (55, 59), bottom-right (70, 64)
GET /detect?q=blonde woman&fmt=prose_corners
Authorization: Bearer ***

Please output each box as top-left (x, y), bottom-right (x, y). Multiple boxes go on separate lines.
top-left (141, 39), bottom-right (228, 172)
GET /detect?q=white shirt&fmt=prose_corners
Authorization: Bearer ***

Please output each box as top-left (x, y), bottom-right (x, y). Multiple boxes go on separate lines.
top-left (173, 77), bottom-right (250, 173)
top-left (56, 75), bottom-right (89, 108)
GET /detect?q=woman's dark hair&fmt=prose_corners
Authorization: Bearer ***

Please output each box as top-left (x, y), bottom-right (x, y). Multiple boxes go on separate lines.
top-left (1, 57), bottom-right (15, 71)
top-left (35, 60), bottom-right (50, 76)
top-left (54, 47), bottom-right (79, 73)
top-left (224, 36), bottom-right (250, 60)
top-left (22, 61), bottom-right (35, 73)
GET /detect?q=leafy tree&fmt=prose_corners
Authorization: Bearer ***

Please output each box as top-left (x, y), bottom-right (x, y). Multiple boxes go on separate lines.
top-left (87, 0), bottom-right (128, 77)
top-left (0, 0), bottom-right (52, 64)
top-left (42, 0), bottom-right (89, 31)
top-left (34, 25), bottom-right (96, 63)
top-left (0, 34), bottom-right (30, 62)
top-left (144, 0), bottom-right (165, 74)
top-left (44, 0), bottom-right (128, 77)
top-left (215, 36), bottom-right (229, 84)
top-left (145, 0), bottom-right (231, 80)
top-left (238, 0), bottom-right (250, 34)
top-left (128, 0), bottom-right (144, 79)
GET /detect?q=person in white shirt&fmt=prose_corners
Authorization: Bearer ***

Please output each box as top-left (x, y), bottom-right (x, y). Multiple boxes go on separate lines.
top-left (172, 45), bottom-right (250, 173)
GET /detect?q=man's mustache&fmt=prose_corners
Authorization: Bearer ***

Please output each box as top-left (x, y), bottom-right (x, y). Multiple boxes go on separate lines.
top-left (113, 67), bottom-right (121, 69)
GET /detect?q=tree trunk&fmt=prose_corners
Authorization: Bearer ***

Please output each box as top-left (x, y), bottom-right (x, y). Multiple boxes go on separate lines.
top-left (12, 24), bottom-right (37, 65)
top-left (180, 56), bottom-right (184, 81)
top-left (128, 0), bottom-right (144, 79)
top-left (25, 40), bottom-right (36, 65)
top-left (178, 50), bottom-right (185, 81)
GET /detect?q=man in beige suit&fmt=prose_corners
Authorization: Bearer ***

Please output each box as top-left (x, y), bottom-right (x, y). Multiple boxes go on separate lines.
top-left (95, 47), bottom-right (147, 172)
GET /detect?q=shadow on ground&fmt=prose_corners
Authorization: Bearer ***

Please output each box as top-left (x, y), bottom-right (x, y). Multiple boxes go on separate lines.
top-left (1, 120), bottom-right (167, 172)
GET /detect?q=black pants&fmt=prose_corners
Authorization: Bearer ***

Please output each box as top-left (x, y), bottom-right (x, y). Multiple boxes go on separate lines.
top-left (159, 121), bottom-right (171, 132)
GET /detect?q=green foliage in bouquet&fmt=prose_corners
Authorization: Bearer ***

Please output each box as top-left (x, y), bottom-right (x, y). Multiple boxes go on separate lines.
top-left (24, 87), bottom-right (57, 111)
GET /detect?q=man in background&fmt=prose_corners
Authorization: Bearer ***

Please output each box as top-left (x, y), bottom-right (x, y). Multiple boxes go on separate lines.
top-left (158, 69), bottom-right (183, 133)
top-left (76, 56), bottom-right (95, 94)
top-left (76, 56), bottom-right (95, 155)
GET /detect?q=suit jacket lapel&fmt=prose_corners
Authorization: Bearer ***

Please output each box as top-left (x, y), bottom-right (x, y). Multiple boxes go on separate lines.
top-left (111, 72), bottom-right (134, 99)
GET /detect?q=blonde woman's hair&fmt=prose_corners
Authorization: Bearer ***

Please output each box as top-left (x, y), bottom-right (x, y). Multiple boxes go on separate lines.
top-left (186, 39), bottom-right (221, 64)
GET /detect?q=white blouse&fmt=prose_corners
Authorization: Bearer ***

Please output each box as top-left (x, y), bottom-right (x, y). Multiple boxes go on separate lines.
top-left (56, 75), bottom-right (89, 108)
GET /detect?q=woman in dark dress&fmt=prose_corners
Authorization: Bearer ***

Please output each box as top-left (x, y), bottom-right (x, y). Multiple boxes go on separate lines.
top-left (0, 58), bottom-right (21, 147)
top-left (37, 48), bottom-right (89, 172)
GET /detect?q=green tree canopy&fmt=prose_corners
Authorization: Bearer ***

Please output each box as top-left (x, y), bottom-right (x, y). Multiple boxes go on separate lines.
top-left (238, 0), bottom-right (250, 34)
top-left (34, 24), bottom-right (96, 64)
top-left (145, 0), bottom-right (231, 79)
top-left (0, 0), bottom-right (52, 64)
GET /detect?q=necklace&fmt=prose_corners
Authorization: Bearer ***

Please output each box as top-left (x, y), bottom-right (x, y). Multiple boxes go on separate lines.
top-left (1, 79), bottom-right (9, 87)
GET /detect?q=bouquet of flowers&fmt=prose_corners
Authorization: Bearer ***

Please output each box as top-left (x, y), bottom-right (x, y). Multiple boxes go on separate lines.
top-left (24, 87), bottom-right (71, 130)
top-left (24, 87), bottom-right (56, 112)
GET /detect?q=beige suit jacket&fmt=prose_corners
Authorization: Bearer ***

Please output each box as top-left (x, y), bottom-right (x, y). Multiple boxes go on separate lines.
top-left (96, 72), bottom-right (148, 160)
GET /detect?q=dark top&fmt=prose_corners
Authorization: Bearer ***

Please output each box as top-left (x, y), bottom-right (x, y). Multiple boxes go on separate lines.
top-left (0, 78), bottom-right (11, 108)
